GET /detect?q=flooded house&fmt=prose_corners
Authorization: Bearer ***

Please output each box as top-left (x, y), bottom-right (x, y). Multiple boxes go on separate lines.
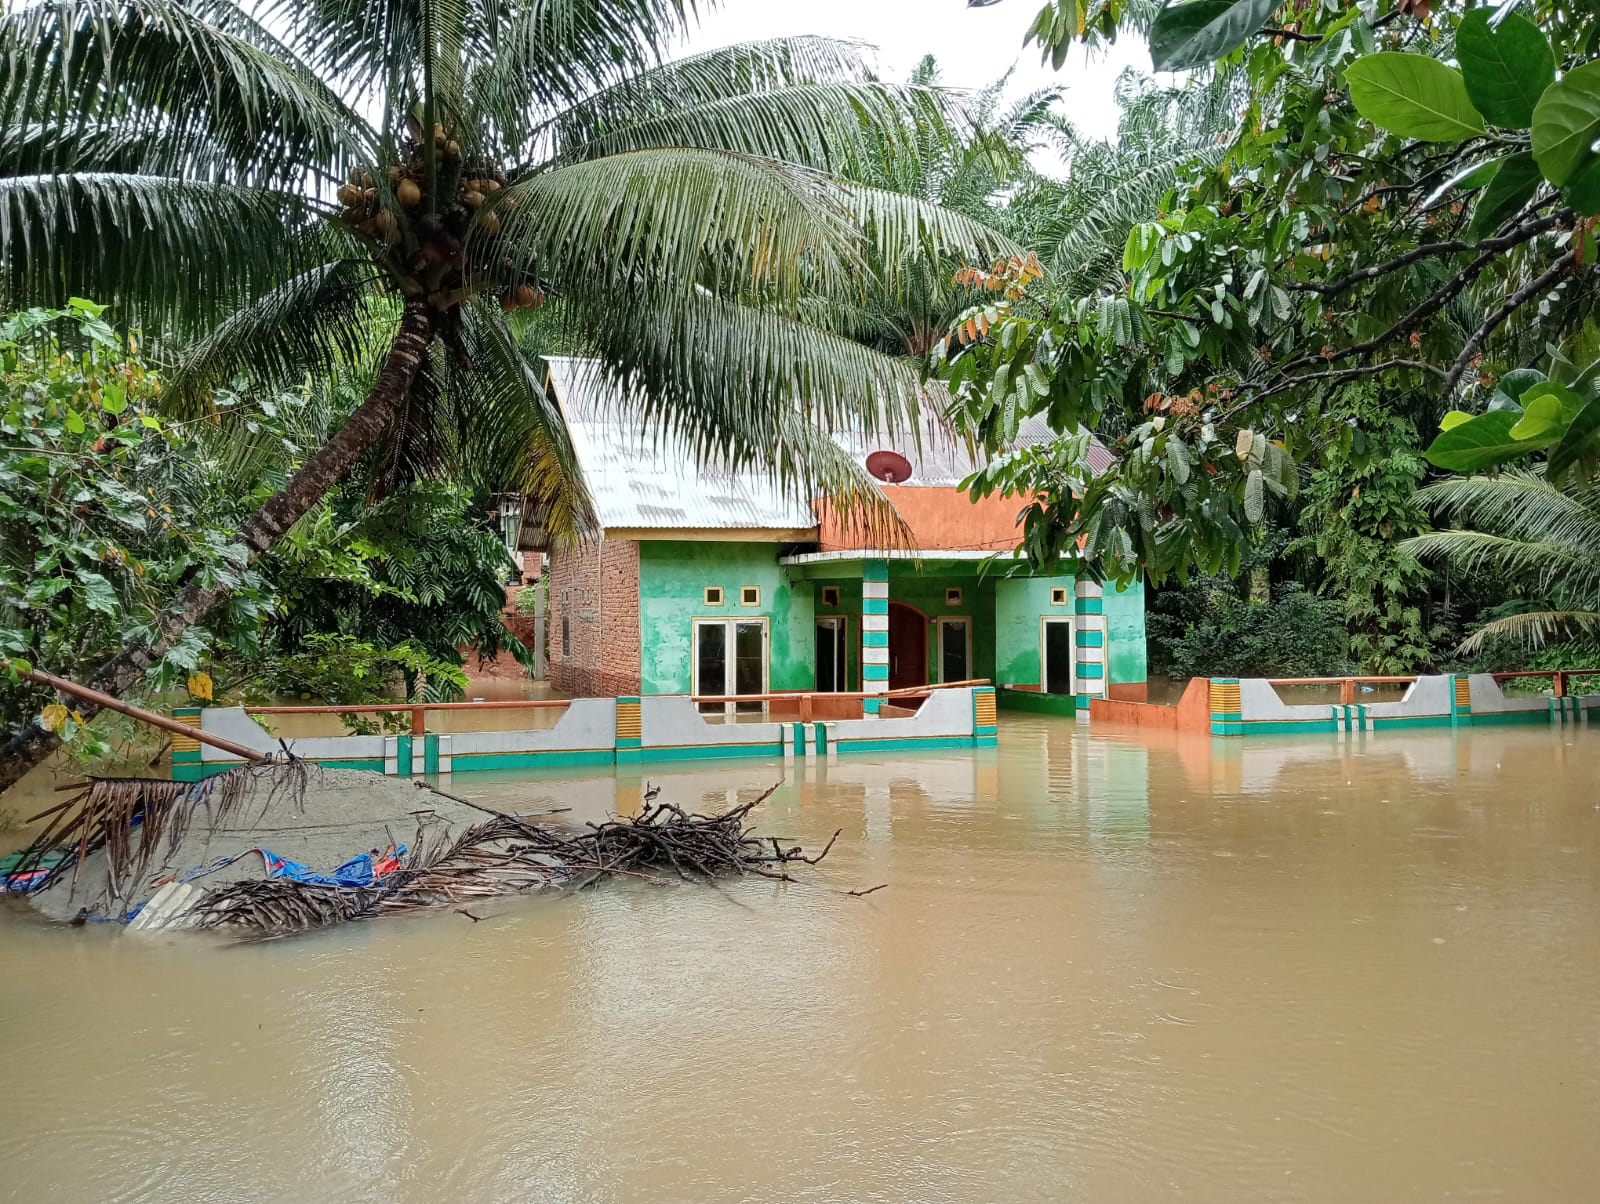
top-left (535, 358), bottom-right (1148, 716)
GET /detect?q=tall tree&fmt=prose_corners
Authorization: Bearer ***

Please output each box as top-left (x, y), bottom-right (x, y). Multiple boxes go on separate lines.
top-left (0, 1), bottom-right (1008, 790)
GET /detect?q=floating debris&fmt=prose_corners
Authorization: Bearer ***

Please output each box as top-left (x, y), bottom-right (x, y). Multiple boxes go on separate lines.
top-left (2, 764), bottom-right (837, 938)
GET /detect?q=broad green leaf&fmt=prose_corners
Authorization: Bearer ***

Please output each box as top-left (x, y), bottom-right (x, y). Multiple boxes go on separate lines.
top-left (1345, 53), bottom-right (1486, 143)
top-left (1491, 367), bottom-right (1548, 408)
top-left (1466, 152), bottom-right (1543, 241)
top-left (1532, 60), bottom-right (1600, 185)
top-left (1424, 410), bottom-right (1557, 470)
top-left (1148, 0), bottom-right (1277, 73)
top-left (1439, 410), bottom-right (1475, 430)
top-left (1548, 397), bottom-right (1600, 485)
top-left (1243, 468), bottom-right (1265, 523)
top-left (1507, 388), bottom-right (1571, 439)
top-left (75, 570), bottom-right (119, 615)
top-left (1561, 154), bottom-right (1600, 216)
top-left (100, 381), bottom-right (127, 415)
top-left (64, 409), bottom-right (85, 434)
top-left (1456, 9), bottom-right (1555, 129)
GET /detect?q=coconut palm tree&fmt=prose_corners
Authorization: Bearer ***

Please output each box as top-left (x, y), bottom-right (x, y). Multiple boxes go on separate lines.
top-left (0, 0), bottom-right (1009, 790)
top-left (1405, 470), bottom-right (1600, 651)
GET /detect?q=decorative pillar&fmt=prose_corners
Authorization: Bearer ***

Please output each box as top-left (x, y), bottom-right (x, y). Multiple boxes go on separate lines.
top-left (861, 559), bottom-right (890, 715)
top-left (171, 706), bottom-right (204, 781)
top-left (1073, 578), bottom-right (1106, 711)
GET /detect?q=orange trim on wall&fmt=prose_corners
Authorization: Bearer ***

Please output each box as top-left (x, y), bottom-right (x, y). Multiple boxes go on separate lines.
top-left (815, 486), bottom-right (1034, 553)
top-left (1106, 681), bottom-right (1148, 703)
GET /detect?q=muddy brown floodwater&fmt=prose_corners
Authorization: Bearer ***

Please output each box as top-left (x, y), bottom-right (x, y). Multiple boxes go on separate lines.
top-left (2, 716), bottom-right (1598, 1201)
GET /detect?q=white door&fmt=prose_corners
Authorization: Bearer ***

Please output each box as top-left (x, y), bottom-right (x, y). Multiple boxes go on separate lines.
top-left (693, 618), bottom-right (769, 720)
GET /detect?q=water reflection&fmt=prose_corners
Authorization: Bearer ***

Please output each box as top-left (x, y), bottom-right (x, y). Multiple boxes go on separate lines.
top-left (1, 719), bottom-right (1598, 1201)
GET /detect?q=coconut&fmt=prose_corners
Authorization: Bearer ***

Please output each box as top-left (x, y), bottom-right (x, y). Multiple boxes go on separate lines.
top-left (478, 211), bottom-right (502, 235)
top-left (463, 190), bottom-right (485, 210)
top-left (514, 284), bottom-right (537, 308)
top-left (484, 179), bottom-right (501, 193)
top-left (397, 178), bottom-right (422, 208)
top-left (445, 139), bottom-right (461, 159)
top-left (336, 183), bottom-right (362, 207)
top-left (373, 209), bottom-right (397, 237)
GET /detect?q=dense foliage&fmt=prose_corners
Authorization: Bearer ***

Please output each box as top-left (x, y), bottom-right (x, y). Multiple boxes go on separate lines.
top-left (0, 303), bottom-right (266, 752)
top-left (1147, 580), bottom-right (1352, 680)
top-left (951, 0), bottom-right (1600, 585)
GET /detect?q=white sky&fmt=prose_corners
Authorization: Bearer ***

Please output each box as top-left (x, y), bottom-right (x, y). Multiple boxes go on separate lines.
top-left (680, 0), bottom-right (1152, 151)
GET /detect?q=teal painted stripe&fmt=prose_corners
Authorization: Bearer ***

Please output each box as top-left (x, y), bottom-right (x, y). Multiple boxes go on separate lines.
top-left (974, 725), bottom-right (998, 736)
top-left (171, 749), bottom-right (202, 764)
top-left (1075, 630), bottom-right (1104, 647)
top-left (862, 631), bottom-right (888, 647)
top-left (1462, 709), bottom-right (1560, 726)
top-left (639, 743), bottom-right (785, 762)
top-left (396, 733), bottom-right (412, 777)
top-left (423, 734), bottom-right (439, 775)
top-left (862, 665), bottom-right (889, 680)
top-left (615, 737), bottom-right (642, 749)
top-left (1076, 662), bottom-right (1104, 679)
top-left (1210, 722), bottom-right (1242, 735)
top-left (975, 734), bottom-right (998, 747)
top-left (1210, 711), bottom-right (1242, 721)
top-left (1367, 714), bottom-right (1455, 730)
top-left (1238, 720), bottom-right (1339, 734)
top-left (172, 763), bottom-right (205, 782)
top-left (834, 736), bottom-right (976, 754)
top-left (863, 560), bottom-right (889, 582)
top-left (1074, 598), bottom-right (1103, 614)
top-left (451, 748), bottom-right (616, 769)
top-left (862, 598), bottom-right (888, 615)
top-left (193, 757), bottom-right (386, 778)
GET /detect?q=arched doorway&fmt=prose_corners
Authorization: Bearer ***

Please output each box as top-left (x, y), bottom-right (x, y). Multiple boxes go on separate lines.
top-left (887, 601), bottom-right (928, 690)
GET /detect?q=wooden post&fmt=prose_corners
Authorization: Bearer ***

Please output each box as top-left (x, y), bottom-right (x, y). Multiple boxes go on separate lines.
top-left (799, 694), bottom-right (814, 723)
top-left (411, 706), bottom-right (426, 736)
top-left (1555, 671), bottom-right (1567, 698)
top-left (1340, 678), bottom-right (1356, 705)
top-left (10, 662), bottom-right (270, 762)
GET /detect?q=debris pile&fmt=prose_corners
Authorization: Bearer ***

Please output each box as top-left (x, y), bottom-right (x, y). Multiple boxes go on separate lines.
top-left (2, 763), bottom-right (836, 938)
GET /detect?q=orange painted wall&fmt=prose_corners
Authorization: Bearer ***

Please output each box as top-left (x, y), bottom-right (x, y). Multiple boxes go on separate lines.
top-left (1089, 677), bottom-right (1209, 733)
top-left (816, 486), bottom-right (1030, 552)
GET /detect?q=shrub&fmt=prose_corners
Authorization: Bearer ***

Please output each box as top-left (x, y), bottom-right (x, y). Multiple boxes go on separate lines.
top-left (1148, 582), bottom-right (1353, 680)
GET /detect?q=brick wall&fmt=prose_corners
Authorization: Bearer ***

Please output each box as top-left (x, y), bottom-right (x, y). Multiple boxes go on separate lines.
top-left (547, 538), bottom-right (641, 696)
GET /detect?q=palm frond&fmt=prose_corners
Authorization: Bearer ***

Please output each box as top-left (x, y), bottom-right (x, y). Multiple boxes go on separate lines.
top-left (1457, 609), bottom-right (1600, 653)
top-left (0, 173), bottom-right (317, 328)
top-left (1414, 471), bottom-right (1600, 555)
top-left (563, 283), bottom-right (942, 460)
top-left (492, 147), bottom-right (863, 301)
top-left (162, 258), bottom-right (388, 416)
top-left (1, 0), bottom-right (372, 186)
top-left (453, 297), bottom-right (594, 543)
top-left (1402, 529), bottom-right (1600, 599)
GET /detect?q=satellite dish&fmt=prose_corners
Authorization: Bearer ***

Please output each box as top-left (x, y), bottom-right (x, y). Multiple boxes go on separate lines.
top-left (866, 449), bottom-right (913, 484)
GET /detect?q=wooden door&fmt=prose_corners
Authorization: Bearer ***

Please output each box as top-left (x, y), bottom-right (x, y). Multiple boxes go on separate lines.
top-left (888, 601), bottom-right (927, 690)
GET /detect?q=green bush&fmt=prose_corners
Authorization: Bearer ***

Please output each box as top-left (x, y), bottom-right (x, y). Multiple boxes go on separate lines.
top-left (1148, 582), bottom-right (1353, 680)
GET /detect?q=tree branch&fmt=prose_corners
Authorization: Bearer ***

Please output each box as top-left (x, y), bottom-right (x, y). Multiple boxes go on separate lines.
top-left (1284, 212), bottom-right (1569, 295)
top-left (1441, 258), bottom-right (1583, 393)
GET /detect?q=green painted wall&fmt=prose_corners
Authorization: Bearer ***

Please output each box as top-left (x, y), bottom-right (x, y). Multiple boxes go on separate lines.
top-left (812, 577), bottom-right (863, 690)
top-left (1104, 578), bottom-right (1148, 684)
top-left (994, 573), bottom-right (1075, 686)
top-left (637, 541), bottom-right (814, 694)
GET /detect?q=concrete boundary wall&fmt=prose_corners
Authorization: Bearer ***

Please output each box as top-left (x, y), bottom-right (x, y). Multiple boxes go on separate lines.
top-left (172, 688), bottom-right (996, 779)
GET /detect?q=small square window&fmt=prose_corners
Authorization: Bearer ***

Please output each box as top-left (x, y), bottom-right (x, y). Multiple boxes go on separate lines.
top-left (821, 586), bottom-right (840, 606)
top-left (704, 586), bottom-right (724, 606)
top-left (1050, 587), bottom-right (1069, 605)
top-left (945, 587), bottom-right (963, 606)
top-left (740, 586), bottom-right (760, 606)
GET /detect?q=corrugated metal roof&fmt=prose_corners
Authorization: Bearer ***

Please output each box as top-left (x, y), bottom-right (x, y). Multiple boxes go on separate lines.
top-left (544, 356), bottom-right (1116, 533)
top-left (546, 358), bottom-right (817, 532)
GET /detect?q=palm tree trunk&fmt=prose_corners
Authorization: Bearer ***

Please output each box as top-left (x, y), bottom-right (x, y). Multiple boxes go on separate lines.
top-left (0, 298), bottom-right (438, 797)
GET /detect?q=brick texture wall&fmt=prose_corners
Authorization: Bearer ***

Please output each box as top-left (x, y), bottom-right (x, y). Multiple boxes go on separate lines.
top-left (547, 538), bottom-right (641, 696)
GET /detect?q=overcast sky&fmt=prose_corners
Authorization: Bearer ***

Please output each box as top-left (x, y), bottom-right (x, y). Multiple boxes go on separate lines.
top-left (680, 0), bottom-right (1152, 150)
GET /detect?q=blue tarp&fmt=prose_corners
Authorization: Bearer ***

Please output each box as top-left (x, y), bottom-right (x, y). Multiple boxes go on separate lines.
top-left (258, 846), bottom-right (406, 888)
